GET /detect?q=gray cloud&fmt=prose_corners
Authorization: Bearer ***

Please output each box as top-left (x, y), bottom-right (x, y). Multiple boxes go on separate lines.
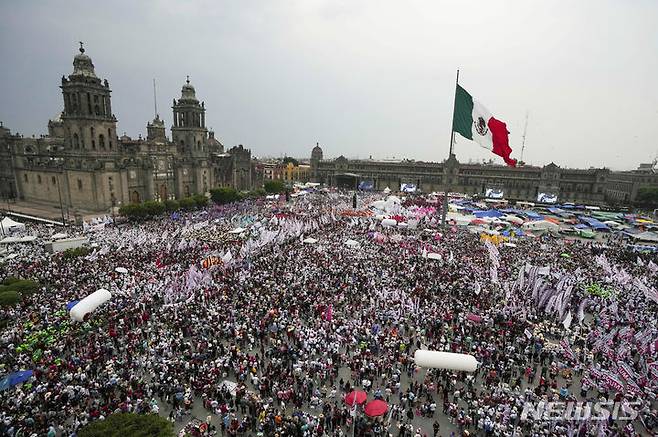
top-left (1, 0), bottom-right (657, 169)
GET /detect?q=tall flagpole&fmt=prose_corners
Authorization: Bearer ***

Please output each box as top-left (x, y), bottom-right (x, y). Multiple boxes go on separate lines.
top-left (441, 69), bottom-right (459, 227)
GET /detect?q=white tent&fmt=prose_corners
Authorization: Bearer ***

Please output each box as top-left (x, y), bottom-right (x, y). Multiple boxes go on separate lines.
top-left (228, 227), bottom-right (246, 234)
top-left (51, 233), bottom-right (68, 240)
top-left (302, 237), bottom-right (318, 244)
top-left (522, 220), bottom-right (560, 233)
top-left (502, 215), bottom-right (524, 225)
top-left (426, 252), bottom-right (442, 260)
top-left (0, 217), bottom-right (26, 235)
top-left (344, 239), bottom-right (360, 248)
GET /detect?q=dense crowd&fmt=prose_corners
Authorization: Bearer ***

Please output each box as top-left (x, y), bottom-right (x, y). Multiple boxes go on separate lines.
top-left (0, 193), bottom-right (657, 437)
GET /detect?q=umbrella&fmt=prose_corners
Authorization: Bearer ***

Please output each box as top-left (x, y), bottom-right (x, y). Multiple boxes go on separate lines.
top-left (66, 300), bottom-right (80, 311)
top-left (0, 370), bottom-right (33, 391)
top-left (364, 399), bottom-right (388, 417)
top-left (344, 390), bottom-right (367, 406)
top-left (115, 267), bottom-right (128, 274)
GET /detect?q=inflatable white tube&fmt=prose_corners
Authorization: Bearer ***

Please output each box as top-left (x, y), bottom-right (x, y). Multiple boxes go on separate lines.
top-left (70, 289), bottom-right (112, 322)
top-left (414, 350), bottom-right (479, 372)
top-left (381, 219), bottom-right (397, 227)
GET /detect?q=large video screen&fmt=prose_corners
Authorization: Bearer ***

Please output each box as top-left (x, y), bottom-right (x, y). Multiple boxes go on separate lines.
top-left (400, 183), bottom-right (417, 193)
top-left (537, 192), bottom-right (558, 203)
top-left (485, 188), bottom-right (504, 199)
top-left (358, 180), bottom-right (374, 191)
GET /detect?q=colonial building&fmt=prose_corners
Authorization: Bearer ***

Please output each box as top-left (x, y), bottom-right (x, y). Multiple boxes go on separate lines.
top-left (0, 45), bottom-right (254, 213)
top-left (604, 161), bottom-right (658, 204)
top-left (309, 144), bottom-right (646, 205)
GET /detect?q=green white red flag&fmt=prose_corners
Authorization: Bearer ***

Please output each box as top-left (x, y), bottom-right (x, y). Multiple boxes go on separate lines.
top-left (452, 84), bottom-right (516, 167)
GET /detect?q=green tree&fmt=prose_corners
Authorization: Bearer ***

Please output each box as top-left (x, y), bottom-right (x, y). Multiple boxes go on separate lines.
top-left (210, 187), bottom-right (240, 204)
top-left (142, 200), bottom-right (166, 216)
top-left (119, 203), bottom-right (147, 220)
top-left (78, 413), bottom-right (174, 437)
top-left (6, 279), bottom-right (40, 295)
top-left (0, 291), bottom-right (21, 306)
top-left (179, 197), bottom-right (197, 210)
top-left (163, 199), bottom-right (180, 212)
top-left (282, 156), bottom-right (299, 166)
top-left (2, 277), bottom-right (21, 286)
top-left (636, 187), bottom-right (658, 208)
top-left (192, 193), bottom-right (209, 208)
top-left (264, 180), bottom-right (285, 194)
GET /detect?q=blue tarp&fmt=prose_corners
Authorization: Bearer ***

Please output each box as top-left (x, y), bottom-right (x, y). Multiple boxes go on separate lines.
top-left (574, 224), bottom-right (589, 229)
top-left (547, 207), bottom-right (564, 214)
top-left (0, 370), bottom-right (33, 391)
top-left (474, 210), bottom-right (504, 218)
top-left (579, 216), bottom-right (610, 231)
top-left (524, 211), bottom-right (544, 220)
top-left (66, 300), bottom-right (80, 311)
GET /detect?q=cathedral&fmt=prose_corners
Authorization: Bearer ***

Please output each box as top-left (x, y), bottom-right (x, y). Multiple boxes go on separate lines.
top-left (0, 44), bottom-right (254, 214)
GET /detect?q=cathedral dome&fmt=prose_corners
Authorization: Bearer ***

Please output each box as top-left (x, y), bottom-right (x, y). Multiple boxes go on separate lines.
top-left (71, 43), bottom-right (97, 78)
top-left (180, 77), bottom-right (198, 102)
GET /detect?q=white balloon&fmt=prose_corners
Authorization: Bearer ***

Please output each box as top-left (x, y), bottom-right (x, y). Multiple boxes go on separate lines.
top-left (70, 289), bottom-right (112, 322)
top-left (413, 350), bottom-right (479, 372)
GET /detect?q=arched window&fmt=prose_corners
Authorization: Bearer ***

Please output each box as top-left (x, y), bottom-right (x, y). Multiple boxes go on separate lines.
top-left (91, 126), bottom-right (96, 149)
top-left (52, 176), bottom-right (56, 185)
top-left (23, 174), bottom-right (28, 183)
top-left (108, 128), bottom-right (113, 149)
top-left (94, 105), bottom-right (100, 115)
top-left (77, 179), bottom-right (83, 190)
top-left (73, 133), bottom-right (79, 149)
top-left (99, 134), bottom-right (105, 148)
top-left (197, 141), bottom-right (201, 150)
top-left (37, 175), bottom-right (42, 184)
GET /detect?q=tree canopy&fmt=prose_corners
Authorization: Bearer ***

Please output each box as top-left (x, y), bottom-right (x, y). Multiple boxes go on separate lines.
top-left (78, 413), bottom-right (174, 437)
top-left (636, 187), bottom-right (658, 208)
top-left (264, 180), bottom-right (285, 193)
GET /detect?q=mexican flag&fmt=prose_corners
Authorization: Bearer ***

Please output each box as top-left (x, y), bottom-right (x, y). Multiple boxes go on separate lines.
top-left (452, 85), bottom-right (517, 167)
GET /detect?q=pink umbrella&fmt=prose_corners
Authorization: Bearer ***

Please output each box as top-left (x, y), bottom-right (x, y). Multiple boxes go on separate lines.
top-left (344, 390), bottom-right (367, 406)
top-left (364, 399), bottom-right (388, 417)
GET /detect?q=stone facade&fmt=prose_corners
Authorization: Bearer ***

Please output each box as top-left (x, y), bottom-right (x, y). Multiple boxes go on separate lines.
top-left (604, 162), bottom-right (658, 204)
top-left (0, 45), bottom-right (254, 213)
top-left (310, 145), bottom-right (654, 205)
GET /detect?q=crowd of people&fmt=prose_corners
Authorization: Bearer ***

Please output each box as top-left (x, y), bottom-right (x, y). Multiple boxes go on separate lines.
top-left (0, 192), bottom-right (656, 437)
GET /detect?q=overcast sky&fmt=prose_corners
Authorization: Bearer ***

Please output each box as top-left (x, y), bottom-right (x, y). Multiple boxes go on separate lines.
top-left (1, 0), bottom-right (657, 169)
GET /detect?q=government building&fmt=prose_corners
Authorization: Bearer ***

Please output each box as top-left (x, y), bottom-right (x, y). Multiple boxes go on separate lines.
top-left (308, 145), bottom-right (658, 205)
top-left (0, 45), bottom-right (254, 214)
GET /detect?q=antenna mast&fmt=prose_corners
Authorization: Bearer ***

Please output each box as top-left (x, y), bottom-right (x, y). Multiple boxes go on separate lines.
top-left (153, 78), bottom-right (158, 118)
top-left (520, 111), bottom-right (529, 163)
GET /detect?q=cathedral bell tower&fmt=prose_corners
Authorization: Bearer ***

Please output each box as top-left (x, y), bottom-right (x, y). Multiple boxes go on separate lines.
top-left (171, 76), bottom-right (207, 156)
top-left (60, 42), bottom-right (118, 154)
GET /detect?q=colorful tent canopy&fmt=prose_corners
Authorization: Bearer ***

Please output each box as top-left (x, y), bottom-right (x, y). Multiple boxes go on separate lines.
top-left (473, 210), bottom-right (503, 218)
top-left (578, 216), bottom-right (609, 231)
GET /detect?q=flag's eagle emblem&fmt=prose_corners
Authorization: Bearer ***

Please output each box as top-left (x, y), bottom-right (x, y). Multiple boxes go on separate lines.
top-left (475, 116), bottom-right (488, 136)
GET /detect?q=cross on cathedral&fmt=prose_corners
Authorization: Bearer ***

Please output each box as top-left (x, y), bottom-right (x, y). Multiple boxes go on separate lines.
top-left (186, 75), bottom-right (190, 84)
top-left (79, 41), bottom-right (85, 53)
